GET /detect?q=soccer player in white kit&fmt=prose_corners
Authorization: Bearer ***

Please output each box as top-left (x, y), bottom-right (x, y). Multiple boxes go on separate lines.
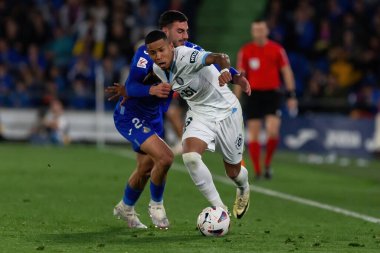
top-left (145, 30), bottom-right (251, 219)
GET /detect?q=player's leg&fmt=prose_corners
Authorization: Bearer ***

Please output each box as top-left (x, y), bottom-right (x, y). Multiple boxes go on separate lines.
top-left (224, 161), bottom-right (250, 219)
top-left (140, 135), bottom-right (174, 229)
top-left (140, 135), bottom-right (173, 186)
top-left (246, 119), bottom-right (262, 178)
top-left (245, 91), bottom-right (264, 179)
top-left (113, 113), bottom-right (172, 228)
top-left (114, 153), bottom-right (153, 229)
top-left (166, 106), bottom-right (184, 154)
top-left (216, 106), bottom-right (250, 219)
top-left (123, 153), bottom-right (153, 207)
top-left (182, 137), bottom-right (227, 209)
top-left (181, 115), bottom-right (227, 209)
top-left (263, 90), bottom-right (282, 179)
top-left (165, 96), bottom-right (186, 155)
top-left (264, 115), bottom-right (280, 179)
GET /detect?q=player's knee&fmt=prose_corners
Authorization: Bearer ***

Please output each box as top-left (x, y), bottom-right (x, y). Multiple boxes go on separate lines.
top-left (182, 152), bottom-right (202, 170)
top-left (157, 151), bottom-right (174, 169)
top-left (225, 164), bottom-right (241, 178)
top-left (134, 166), bottom-right (151, 179)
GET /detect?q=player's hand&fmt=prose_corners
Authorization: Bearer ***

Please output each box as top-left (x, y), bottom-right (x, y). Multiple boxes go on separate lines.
top-left (287, 98), bottom-right (298, 117)
top-left (219, 71), bottom-right (232, 86)
top-left (105, 83), bottom-right (129, 105)
top-left (232, 72), bottom-right (251, 96)
top-left (149, 83), bottom-right (171, 98)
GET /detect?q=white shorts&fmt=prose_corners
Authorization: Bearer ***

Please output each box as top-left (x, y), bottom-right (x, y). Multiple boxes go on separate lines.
top-left (182, 105), bottom-right (244, 164)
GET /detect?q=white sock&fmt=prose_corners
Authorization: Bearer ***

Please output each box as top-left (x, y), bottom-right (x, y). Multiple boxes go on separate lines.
top-left (182, 152), bottom-right (225, 207)
top-left (149, 199), bottom-right (163, 206)
top-left (231, 165), bottom-right (249, 195)
top-left (121, 201), bottom-right (134, 211)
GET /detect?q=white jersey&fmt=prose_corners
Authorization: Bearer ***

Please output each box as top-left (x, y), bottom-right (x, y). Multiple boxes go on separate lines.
top-left (153, 46), bottom-right (239, 122)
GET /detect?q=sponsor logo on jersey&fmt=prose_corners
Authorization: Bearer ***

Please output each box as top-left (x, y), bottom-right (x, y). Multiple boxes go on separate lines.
top-left (235, 134), bottom-right (243, 149)
top-left (175, 76), bottom-right (184, 85)
top-left (190, 51), bottom-right (199, 63)
top-left (137, 57), bottom-right (148, 68)
top-left (249, 58), bottom-right (260, 70)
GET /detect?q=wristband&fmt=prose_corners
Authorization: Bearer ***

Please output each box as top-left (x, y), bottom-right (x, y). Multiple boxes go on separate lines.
top-left (220, 68), bottom-right (229, 74)
top-left (286, 90), bottom-right (297, 99)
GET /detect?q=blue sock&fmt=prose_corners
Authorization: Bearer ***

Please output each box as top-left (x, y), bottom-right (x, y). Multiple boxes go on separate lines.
top-left (123, 184), bottom-right (143, 206)
top-left (150, 181), bottom-right (165, 202)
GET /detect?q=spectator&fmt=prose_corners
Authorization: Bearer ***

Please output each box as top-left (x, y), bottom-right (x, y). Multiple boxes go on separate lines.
top-left (8, 80), bottom-right (31, 108)
top-left (72, 14), bottom-right (107, 60)
top-left (30, 99), bottom-right (69, 145)
top-left (45, 26), bottom-right (75, 68)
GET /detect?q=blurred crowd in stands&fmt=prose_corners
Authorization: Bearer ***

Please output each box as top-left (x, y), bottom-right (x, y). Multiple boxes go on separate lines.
top-left (265, 0), bottom-right (380, 118)
top-left (0, 0), bottom-right (196, 110)
top-left (0, 0), bottom-right (379, 119)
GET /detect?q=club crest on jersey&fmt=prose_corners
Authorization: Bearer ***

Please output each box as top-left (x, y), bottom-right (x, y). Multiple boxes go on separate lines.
top-left (190, 51), bottom-right (199, 63)
top-left (137, 57), bottom-right (148, 68)
top-left (143, 127), bottom-right (151, 133)
top-left (175, 76), bottom-right (184, 85)
top-left (235, 134), bottom-right (243, 149)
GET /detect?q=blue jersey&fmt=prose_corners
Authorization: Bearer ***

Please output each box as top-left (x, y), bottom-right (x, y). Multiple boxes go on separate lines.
top-left (116, 41), bottom-right (203, 119)
top-left (113, 40), bottom-right (241, 153)
top-left (113, 41), bottom-right (203, 153)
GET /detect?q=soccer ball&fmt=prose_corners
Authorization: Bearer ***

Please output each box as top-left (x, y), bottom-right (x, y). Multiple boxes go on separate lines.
top-left (197, 206), bottom-right (230, 236)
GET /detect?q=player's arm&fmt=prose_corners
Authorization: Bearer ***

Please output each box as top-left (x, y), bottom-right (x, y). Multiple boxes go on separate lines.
top-left (203, 52), bottom-right (251, 95)
top-left (204, 53), bottom-right (232, 85)
top-left (281, 65), bottom-right (298, 115)
top-left (233, 47), bottom-right (251, 98)
top-left (186, 42), bottom-right (245, 86)
top-left (279, 47), bottom-right (298, 115)
top-left (127, 68), bottom-right (170, 98)
top-left (126, 47), bottom-right (171, 98)
top-left (105, 82), bottom-right (128, 105)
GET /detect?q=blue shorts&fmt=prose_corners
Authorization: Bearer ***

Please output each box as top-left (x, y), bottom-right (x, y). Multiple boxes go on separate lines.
top-left (114, 106), bottom-right (164, 153)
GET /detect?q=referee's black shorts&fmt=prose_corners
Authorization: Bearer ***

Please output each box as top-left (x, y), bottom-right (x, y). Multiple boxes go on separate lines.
top-left (242, 90), bottom-right (282, 120)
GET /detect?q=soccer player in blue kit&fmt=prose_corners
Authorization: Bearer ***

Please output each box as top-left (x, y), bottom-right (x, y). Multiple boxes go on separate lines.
top-left (108, 10), bottom-right (250, 229)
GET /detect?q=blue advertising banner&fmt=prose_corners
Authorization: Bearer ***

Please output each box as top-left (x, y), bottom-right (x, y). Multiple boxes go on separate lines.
top-left (280, 115), bottom-right (376, 157)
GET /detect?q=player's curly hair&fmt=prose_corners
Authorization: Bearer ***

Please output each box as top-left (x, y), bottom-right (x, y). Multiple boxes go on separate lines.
top-left (158, 10), bottom-right (188, 29)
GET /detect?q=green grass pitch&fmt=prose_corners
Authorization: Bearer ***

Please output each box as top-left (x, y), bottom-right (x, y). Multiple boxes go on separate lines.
top-left (0, 143), bottom-right (379, 252)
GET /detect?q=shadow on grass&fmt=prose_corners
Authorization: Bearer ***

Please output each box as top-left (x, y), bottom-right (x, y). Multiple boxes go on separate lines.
top-left (36, 226), bottom-right (204, 245)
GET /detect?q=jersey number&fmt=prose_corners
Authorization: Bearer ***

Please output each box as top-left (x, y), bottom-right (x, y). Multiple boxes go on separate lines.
top-left (180, 87), bottom-right (197, 98)
top-left (183, 117), bottom-right (193, 133)
top-left (132, 118), bottom-right (142, 129)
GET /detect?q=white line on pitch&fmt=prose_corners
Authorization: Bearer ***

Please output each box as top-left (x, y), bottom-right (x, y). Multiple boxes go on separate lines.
top-left (102, 147), bottom-right (380, 224)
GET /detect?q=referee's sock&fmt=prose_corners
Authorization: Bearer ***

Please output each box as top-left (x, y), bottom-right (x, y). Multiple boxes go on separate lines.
top-left (248, 141), bottom-right (261, 176)
top-left (265, 137), bottom-right (279, 169)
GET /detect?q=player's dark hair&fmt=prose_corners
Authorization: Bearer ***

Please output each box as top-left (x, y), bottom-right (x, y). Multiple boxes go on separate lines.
top-left (158, 10), bottom-right (188, 29)
top-left (252, 17), bottom-right (266, 23)
top-left (145, 30), bottom-right (167, 45)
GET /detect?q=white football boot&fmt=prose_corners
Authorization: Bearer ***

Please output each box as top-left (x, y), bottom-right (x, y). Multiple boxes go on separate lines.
top-left (113, 201), bottom-right (147, 229)
top-left (148, 203), bottom-right (170, 229)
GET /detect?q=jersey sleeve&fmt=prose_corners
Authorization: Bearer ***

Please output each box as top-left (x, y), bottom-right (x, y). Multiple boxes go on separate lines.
top-left (185, 41), bottom-right (239, 76)
top-left (124, 46), bottom-right (153, 97)
top-left (278, 46), bottom-right (289, 68)
top-left (184, 41), bottom-right (204, 51)
top-left (178, 47), bottom-right (211, 73)
top-left (236, 46), bottom-right (248, 72)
